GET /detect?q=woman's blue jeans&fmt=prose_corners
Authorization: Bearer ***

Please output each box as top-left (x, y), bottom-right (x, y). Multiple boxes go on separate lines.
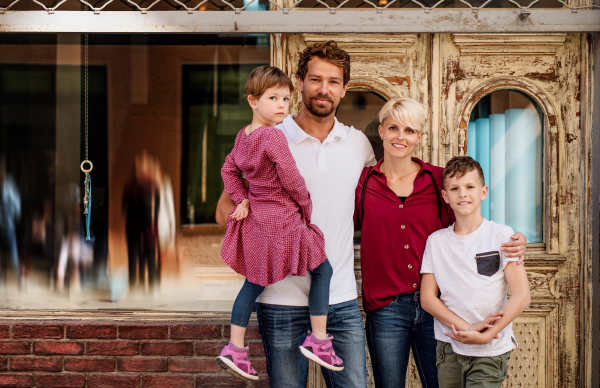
top-left (365, 291), bottom-right (439, 388)
top-left (231, 259), bottom-right (332, 328)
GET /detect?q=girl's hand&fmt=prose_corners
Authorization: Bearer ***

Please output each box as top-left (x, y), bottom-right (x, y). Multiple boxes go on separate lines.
top-left (468, 311), bottom-right (504, 332)
top-left (446, 324), bottom-right (498, 345)
top-left (229, 199), bottom-right (249, 221)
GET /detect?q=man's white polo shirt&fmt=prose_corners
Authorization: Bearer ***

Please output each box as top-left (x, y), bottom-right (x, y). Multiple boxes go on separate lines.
top-left (257, 114), bottom-right (376, 307)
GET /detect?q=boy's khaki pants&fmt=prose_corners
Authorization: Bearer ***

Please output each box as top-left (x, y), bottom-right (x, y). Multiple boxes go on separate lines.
top-left (436, 341), bottom-right (511, 388)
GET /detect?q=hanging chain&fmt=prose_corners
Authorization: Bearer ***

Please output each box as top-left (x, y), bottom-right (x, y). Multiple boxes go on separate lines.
top-left (85, 33), bottom-right (89, 161)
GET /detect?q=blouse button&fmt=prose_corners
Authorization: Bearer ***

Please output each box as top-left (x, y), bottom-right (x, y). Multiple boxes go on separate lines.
top-left (412, 283), bottom-right (417, 288)
top-left (408, 264), bottom-right (413, 269)
top-left (401, 225), bottom-right (406, 229)
top-left (399, 204), bottom-right (404, 209)
top-left (404, 244), bottom-right (409, 249)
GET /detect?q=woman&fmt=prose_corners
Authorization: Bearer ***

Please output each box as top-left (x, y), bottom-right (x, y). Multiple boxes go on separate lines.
top-left (355, 98), bottom-right (527, 388)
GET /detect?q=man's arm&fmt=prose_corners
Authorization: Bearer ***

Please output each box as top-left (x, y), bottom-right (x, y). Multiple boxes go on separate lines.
top-left (215, 190), bottom-right (236, 228)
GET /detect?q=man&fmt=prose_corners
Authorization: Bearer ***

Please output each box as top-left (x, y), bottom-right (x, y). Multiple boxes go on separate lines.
top-left (216, 41), bottom-right (376, 387)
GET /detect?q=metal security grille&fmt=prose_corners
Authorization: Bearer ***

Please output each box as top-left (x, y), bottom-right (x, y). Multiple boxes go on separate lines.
top-left (0, 0), bottom-right (598, 13)
top-left (0, 0), bottom-right (599, 34)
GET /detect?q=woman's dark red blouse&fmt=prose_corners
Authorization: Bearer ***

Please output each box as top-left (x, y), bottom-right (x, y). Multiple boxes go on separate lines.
top-left (354, 158), bottom-right (455, 313)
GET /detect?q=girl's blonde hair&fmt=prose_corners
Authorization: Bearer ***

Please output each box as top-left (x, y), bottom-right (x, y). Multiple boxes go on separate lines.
top-left (378, 98), bottom-right (426, 132)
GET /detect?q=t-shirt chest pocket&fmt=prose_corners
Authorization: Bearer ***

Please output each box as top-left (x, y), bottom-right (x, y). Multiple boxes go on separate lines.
top-left (475, 251), bottom-right (501, 277)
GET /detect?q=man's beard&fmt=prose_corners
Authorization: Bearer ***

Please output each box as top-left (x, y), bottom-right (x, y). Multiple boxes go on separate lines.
top-left (304, 94), bottom-right (337, 118)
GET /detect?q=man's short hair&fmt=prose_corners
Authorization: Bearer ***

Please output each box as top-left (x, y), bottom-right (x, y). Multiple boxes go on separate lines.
top-left (296, 41), bottom-right (351, 86)
top-left (443, 156), bottom-right (485, 188)
top-left (245, 65), bottom-right (294, 99)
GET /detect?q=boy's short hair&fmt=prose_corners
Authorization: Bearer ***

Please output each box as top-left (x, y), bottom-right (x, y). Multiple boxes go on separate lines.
top-left (296, 41), bottom-right (351, 86)
top-left (378, 98), bottom-right (426, 132)
top-left (245, 65), bottom-right (294, 99)
top-left (443, 156), bottom-right (485, 188)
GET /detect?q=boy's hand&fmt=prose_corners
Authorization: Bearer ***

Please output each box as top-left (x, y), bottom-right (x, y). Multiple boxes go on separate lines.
top-left (229, 199), bottom-right (249, 221)
top-left (468, 311), bottom-right (504, 332)
top-left (446, 324), bottom-right (499, 345)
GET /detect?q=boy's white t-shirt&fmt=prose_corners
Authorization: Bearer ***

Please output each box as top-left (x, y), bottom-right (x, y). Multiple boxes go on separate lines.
top-left (420, 219), bottom-right (519, 357)
top-left (257, 115), bottom-right (376, 306)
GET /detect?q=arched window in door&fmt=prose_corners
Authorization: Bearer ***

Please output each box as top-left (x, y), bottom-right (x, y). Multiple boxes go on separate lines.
top-left (336, 90), bottom-right (387, 161)
top-left (467, 90), bottom-right (544, 243)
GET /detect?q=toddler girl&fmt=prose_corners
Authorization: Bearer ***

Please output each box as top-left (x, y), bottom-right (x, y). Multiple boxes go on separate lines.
top-left (216, 66), bottom-right (344, 381)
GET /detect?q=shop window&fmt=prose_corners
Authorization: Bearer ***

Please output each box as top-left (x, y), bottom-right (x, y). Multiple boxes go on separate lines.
top-left (467, 90), bottom-right (544, 243)
top-left (181, 63), bottom-right (265, 224)
top-left (0, 33), bottom-right (269, 311)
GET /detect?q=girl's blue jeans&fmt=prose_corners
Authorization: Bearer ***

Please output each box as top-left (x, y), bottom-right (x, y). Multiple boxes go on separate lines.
top-left (231, 258), bottom-right (332, 328)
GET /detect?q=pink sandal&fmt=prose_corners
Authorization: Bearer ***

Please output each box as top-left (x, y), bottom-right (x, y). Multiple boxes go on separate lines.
top-left (216, 343), bottom-right (259, 381)
top-left (299, 333), bottom-right (344, 371)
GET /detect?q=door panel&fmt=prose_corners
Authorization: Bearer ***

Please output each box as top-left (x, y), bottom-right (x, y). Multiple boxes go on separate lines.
top-left (274, 32), bottom-right (582, 388)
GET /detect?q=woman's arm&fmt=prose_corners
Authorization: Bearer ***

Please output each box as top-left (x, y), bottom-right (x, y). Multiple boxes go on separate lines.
top-left (353, 168), bottom-right (369, 226)
top-left (501, 233), bottom-right (527, 263)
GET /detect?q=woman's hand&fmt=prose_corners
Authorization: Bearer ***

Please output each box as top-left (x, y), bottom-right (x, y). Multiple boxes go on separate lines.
top-left (445, 324), bottom-right (498, 345)
top-left (468, 311), bottom-right (504, 332)
top-left (501, 232), bottom-right (527, 264)
top-left (229, 199), bottom-right (250, 221)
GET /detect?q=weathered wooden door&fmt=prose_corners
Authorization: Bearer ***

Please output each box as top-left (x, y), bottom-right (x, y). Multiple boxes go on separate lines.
top-left (273, 32), bottom-right (583, 388)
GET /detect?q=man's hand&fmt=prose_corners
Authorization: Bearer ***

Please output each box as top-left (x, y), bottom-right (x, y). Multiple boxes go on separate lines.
top-left (468, 311), bottom-right (504, 332)
top-left (216, 190), bottom-right (236, 228)
top-left (501, 232), bottom-right (527, 264)
top-left (445, 324), bottom-right (498, 345)
top-left (229, 199), bottom-right (250, 221)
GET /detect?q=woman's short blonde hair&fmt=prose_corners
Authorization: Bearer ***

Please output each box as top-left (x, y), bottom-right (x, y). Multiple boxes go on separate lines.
top-left (378, 98), bottom-right (426, 132)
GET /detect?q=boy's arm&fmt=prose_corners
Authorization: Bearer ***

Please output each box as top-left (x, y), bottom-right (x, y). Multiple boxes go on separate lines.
top-left (447, 261), bottom-right (530, 344)
top-left (421, 274), bottom-right (476, 332)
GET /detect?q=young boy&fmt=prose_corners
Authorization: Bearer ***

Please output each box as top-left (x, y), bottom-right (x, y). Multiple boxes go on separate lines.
top-left (420, 156), bottom-right (530, 388)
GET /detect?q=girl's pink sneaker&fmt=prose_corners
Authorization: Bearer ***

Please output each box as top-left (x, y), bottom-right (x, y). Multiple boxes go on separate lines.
top-left (299, 333), bottom-right (345, 371)
top-left (216, 343), bottom-right (259, 381)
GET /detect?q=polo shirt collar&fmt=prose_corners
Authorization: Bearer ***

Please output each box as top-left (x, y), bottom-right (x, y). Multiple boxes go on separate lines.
top-left (281, 114), bottom-right (348, 145)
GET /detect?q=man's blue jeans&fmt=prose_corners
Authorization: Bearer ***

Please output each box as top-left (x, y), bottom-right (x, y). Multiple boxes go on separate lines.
top-left (256, 299), bottom-right (367, 388)
top-left (365, 291), bottom-right (438, 388)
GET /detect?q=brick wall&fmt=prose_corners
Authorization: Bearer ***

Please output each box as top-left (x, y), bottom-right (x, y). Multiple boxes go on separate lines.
top-left (0, 321), bottom-right (268, 388)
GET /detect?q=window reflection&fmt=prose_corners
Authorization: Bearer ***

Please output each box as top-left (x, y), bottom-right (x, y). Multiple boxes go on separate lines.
top-left (0, 33), bottom-right (269, 311)
top-left (467, 90), bottom-right (543, 243)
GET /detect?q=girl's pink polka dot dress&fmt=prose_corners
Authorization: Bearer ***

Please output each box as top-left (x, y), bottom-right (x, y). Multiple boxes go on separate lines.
top-left (221, 126), bottom-right (327, 287)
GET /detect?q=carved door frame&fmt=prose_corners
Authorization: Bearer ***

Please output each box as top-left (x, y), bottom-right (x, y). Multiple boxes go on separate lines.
top-left (275, 32), bottom-right (587, 388)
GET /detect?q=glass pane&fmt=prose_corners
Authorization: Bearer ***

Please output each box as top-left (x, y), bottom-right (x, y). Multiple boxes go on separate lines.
top-left (467, 90), bottom-right (543, 243)
top-left (336, 91), bottom-right (386, 161)
top-left (0, 33), bottom-right (269, 311)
